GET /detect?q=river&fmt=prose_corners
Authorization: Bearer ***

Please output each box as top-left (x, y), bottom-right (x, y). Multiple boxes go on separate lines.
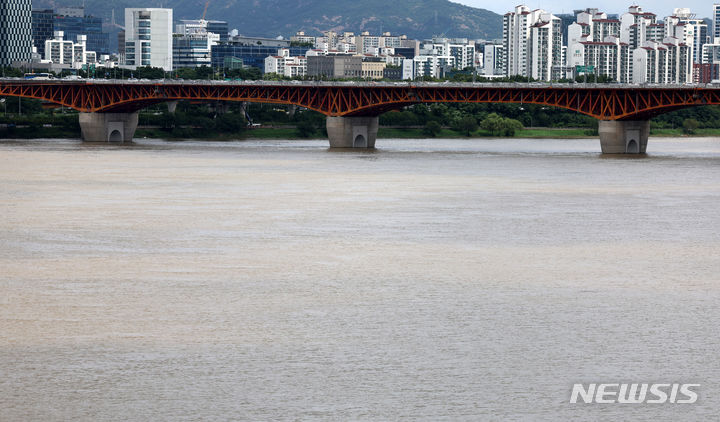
top-left (1, 137), bottom-right (719, 420)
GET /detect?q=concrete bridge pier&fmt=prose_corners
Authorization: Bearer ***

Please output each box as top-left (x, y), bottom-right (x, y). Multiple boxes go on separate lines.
top-left (598, 120), bottom-right (649, 154)
top-left (326, 116), bottom-right (378, 148)
top-left (79, 112), bottom-right (139, 143)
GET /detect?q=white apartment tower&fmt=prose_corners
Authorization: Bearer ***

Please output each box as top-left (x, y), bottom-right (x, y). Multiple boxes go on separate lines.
top-left (503, 5), bottom-right (534, 77)
top-left (632, 39), bottom-right (691, 84)
top-left (620, 6), bottom-right (657, 49)
top-left (530, 15), bottom-right (563, 80)
top-left (483, 44), bottom-right (504, 75)
top-left (124, 8), bottom-right (173, 71)
top-left (428, 37), bottom-right (476, 70)
top-left (567, 9), bottom-right (630, 82)
top-left (503, 5), bottom-right (562, 80)
top-left (667, 8), bottom-right (707, 64)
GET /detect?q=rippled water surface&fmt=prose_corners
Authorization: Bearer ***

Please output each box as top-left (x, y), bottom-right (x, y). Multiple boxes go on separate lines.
top-left (1, 137), bottom-right (719, 421)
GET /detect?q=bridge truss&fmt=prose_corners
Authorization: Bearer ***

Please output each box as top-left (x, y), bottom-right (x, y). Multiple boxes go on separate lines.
top-left (1, 81), bottom-right (720, 120)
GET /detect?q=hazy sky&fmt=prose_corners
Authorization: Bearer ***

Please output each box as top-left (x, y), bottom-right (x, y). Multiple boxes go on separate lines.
top-left (456, 0), bottom-right (716, 18)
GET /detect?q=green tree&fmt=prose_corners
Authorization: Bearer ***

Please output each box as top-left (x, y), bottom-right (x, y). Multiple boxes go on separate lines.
top-left (480, 113), bottom-right (523, 136)
top-left (479, 113), bottom-right (503, 135)
top-left (295, 119), bottom-right (317, 137)
top-left (135, 66), bottom-right (165, 79)
top-left (453, 115), bottom-right (478, 136)
top-left (423, 120), bottom-right (442, 137)
top-left (158, 111), bottom-right (176, 131)
top-left (195, 65), bottom-right (215, 80)
top-left (262, 72), bottom-right (286, 81)
top-left (682, 118), bottom-right (699, 134)
top-left (214, 113), bottom-right (246, 133)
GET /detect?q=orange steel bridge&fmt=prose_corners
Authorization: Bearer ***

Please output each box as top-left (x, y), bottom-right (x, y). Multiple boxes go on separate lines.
top-left (2, 80), bottom-right (720, 120)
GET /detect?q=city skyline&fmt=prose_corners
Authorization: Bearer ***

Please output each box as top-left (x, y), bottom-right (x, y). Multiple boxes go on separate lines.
top-left (459, 0), bottom-right (716, 17)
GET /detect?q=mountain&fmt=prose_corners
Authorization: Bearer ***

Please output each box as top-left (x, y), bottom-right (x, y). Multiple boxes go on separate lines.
top-left (34, 0), bottom-right (502, 41)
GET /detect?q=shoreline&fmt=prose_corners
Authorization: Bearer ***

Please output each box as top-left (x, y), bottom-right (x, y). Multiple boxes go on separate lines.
top-left (3, 126), bottom-right (720, 141)
top-left (135, 127), bottom-right (720, 140)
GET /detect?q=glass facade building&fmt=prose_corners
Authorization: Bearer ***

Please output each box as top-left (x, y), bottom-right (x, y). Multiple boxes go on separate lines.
top-left (173, 35), bottom-right (212, 68)
top-left (32, 9), bottom-right (54, 58)
top-left (0, 0), bottom-right (33, 66)
top-left (53, 14), bottom-right (109, 55)
top-left (211, 44), bottom-right (309, 71)
top-left (715, 4), bottom-right (720, 44)
top-left (206, 21), bottom-right (229, 43)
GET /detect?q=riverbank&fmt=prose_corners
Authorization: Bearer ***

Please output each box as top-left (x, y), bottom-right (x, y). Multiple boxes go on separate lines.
top-left (135, 126), bottom-right (720, 140)
top-left (4, 125), bottom-right (720, 140)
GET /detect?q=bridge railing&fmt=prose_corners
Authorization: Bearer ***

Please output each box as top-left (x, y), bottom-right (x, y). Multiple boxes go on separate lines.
top-left (2, 78), bottom-right (719, 90)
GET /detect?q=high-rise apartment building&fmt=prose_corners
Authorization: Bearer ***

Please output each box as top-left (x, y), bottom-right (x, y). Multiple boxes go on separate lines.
top-left (426, 37), bottom-right (476, 70)
top-left (503, 5), bottom-right (562, 80)
top-left (665, 9), bottom-right (704, 65)
top-left (124, 8), bottom-right (173, 71)
top-left (503, 5), bottom-right (535, 78)
top-left (620, 6), bottom-right (657, 49)
top-left (0, 0), bottom-right (33, 66)
top-left (530, 15), bottom-right (563, 80)
top-left (566, 9), bottom-right (630, 82)
top-left (502, 4), bottom-right (695, 84)
top-left (632, 38), bottom-right (691, 83)
top-left (482, 44), bottom-right (504, 76)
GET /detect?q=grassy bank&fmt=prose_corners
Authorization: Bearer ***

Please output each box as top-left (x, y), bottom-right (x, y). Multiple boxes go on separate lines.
top-left (649, 128), bottom-right (720, 137)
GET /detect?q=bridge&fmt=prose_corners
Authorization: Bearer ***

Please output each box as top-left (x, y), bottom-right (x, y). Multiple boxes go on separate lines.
top-left (2, 79), bottom-right (720, 153)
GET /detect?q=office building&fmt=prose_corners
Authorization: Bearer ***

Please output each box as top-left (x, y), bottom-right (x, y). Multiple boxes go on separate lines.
top-left (0, 0), bottom-right (33, 66)
top-left (173, 35), bottom-right (213, 69)
top-left (173, 19), bottom-right (225, 69)
top-left (212, 37), bottom-right (309, 70)
top-left (714, 4), bottom-right (720, 43)
top-left (53, 7), bottom-right (110, 55)
top-left (32, 9), bottom-right (54, 58)
top-left (206, 21), bottom-right (229, 43)
top-left (124, 8), bottom-right (173, 70)
top-left (307, 55), bottom-right (362, 78)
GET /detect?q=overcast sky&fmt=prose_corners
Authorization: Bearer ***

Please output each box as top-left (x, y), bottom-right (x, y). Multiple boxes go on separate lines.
top-left (456, 0), bottom-right (716, 18)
